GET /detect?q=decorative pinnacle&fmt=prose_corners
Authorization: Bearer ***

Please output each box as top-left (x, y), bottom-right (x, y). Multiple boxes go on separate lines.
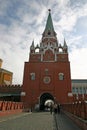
top-left (48, 9), bottom-right (51, 12)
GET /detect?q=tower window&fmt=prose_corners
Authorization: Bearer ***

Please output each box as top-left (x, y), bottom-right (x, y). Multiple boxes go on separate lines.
top-left (59, 73), bottom-right (64, 80)
top-left (45, 69), bottom-right (49, 75)
top-left (30, 73), bottom-right (35, 80)
top-left (59, 48), bottom-right (63, 53)
top-left (35, 48), bottom-right (39, 53)
top-left (48, 31), bottom-right (51, 35)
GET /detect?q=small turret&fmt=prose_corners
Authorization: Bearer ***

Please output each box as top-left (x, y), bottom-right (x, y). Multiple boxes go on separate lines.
top-left (63, 39), bottom-right (68, 53)
top-left (30, 40), bottom-right (35, 53)
top-left (31, 40), bottom-right (34, 48)
top-left (36, 44), bottom-right (39, 48)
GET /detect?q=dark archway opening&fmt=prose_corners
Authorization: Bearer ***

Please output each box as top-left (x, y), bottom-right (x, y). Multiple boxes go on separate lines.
top-left (39, 93), bottom-right (54, 111)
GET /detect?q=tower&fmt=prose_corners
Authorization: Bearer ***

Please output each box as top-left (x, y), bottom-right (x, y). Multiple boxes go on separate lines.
top-left (22, 10), bottom-right (71, 110)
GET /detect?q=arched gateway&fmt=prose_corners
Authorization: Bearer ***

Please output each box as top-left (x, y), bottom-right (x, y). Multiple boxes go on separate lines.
top-left (21, 10), bottom-right (72, 111)
top-left (39, 93), bottom-right (54, 110)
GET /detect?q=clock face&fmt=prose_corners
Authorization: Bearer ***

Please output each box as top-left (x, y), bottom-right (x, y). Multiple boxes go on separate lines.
top-left (43, 76), bottom-right (51, 84)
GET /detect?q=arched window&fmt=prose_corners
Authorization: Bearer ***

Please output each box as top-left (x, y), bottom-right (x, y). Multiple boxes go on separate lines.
top-left (48, 31), bottom-right (51, 35)
top-left (59, 48), bottom-right (63, 53)
top-left (35, 48), bottom-right (39, 53)
top-left (58, 73), bottom-right (64, 80)
top-left (30, 73), bottom-right (35, 80)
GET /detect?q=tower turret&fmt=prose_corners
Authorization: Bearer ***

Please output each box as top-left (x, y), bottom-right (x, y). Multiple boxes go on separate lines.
top-left (30, 40), bottom-right (35, 53)
top-left (42, 9), bottom-right (58, 48)
top-left (29, 10), bottom-right (69, 62)
top-left (63, 39), bottom-right (68, 53)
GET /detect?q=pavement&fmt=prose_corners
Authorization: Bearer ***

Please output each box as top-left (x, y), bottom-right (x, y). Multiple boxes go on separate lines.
top-left (0, 111), bottom-right (82, 130)
top-left (0, 112), bottom-right (54, 130)
top-left (54, 112), bottom-right (82, 130)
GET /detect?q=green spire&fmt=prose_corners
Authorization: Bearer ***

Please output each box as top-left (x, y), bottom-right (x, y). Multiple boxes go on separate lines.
top-left (45, 9), bottom-right (54, 32)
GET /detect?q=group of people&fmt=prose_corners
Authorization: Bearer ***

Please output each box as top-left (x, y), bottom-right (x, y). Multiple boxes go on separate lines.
top-left (50, 103), bottom-right (60, 114)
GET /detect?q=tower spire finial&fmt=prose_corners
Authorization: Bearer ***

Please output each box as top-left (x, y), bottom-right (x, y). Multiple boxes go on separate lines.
top-left (43, 9), bottom-right (54, 32)
top-left (48, 9), bottom-right (51, 12)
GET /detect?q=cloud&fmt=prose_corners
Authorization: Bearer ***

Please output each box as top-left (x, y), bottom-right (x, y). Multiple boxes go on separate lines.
top-left (69, 47), bottom-right (87, 79)
top-left (0, 0), bottom-right (87, 84)
top-left (0, 0), bottom-right (10, 16)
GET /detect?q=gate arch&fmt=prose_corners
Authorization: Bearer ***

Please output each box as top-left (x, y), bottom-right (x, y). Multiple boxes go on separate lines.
top-left (39, 92), bottom-right (54, 110)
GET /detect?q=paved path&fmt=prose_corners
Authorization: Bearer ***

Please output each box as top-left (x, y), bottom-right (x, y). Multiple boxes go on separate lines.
top-left (0, 111), bottom-right (83, 130)
top-left (55, 112), bottom-right (82, 130)
top-left (0, 112), bottom-right (53, 130)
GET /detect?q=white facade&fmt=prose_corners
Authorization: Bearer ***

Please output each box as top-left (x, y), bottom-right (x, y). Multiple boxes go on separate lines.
top-left (72, 80), bottom-right (87, 94)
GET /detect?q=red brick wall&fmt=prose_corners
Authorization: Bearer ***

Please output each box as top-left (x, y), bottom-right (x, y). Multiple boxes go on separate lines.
top-left (22, 60), bottom-right (71, 108)
top-left (43, 50), bottom-right (55, 61)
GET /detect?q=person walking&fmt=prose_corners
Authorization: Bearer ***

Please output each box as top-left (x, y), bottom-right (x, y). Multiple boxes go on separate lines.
top-left (57, 104), bottom-right (60, 114)
top-left (54, 103), bottom-right (57, 114)
top-left (50, 104), bottom-right (53, 114)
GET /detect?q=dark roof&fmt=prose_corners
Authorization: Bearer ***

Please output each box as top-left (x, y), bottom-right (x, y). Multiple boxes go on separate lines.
top-left (0, 68), bottom-right (13, 74)
top-left (72, 79), bottom-right (87, 83)
top-left (0, 93), bottom-right (20, 97)
top-left (44, 11), bottom-right (54, 32)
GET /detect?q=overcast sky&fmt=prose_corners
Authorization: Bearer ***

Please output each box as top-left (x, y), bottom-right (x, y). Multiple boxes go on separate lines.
top-left (0, 0), bottom-right (87, 84)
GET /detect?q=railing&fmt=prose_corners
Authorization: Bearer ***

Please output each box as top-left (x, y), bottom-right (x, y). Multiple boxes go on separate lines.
top-left (0, 101), bottom-right (23, 113)
top-left (62, 101), bottom-right (87, 120)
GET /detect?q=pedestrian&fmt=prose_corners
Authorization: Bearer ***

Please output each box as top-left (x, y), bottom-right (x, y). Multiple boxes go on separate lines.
top-left (50, 104), bottom-right (53, 114)
top-left (57, 104), bottom-right (60, 114)
top-left (54, 103), bottom-right (57, 114)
